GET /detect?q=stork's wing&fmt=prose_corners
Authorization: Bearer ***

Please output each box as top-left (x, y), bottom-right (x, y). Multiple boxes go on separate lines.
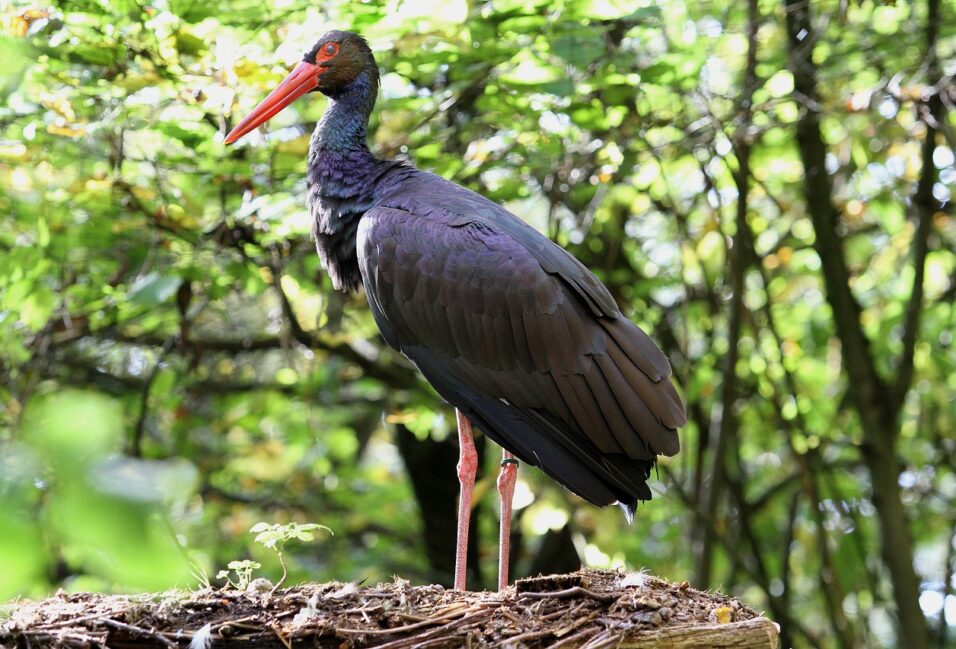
top-left (357, 202), bottom-right (685, 508)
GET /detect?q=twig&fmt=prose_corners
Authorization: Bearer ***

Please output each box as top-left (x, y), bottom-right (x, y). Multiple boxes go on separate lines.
top-left (30, 611), bottom-right (123, 631)
top-left (549, 627), bottom-right (600, 648)
top-left (505, 609), bottom-right (599, 645)
top-left (894, 0), bottom-right (942, 407)
top-left (269, 623), bottom-right (292, 649)
top-left (518, 587), bottom-right (617, 603)
top-left (580, 630), bottom-right (620, 649)
top-left (336, 604), bottom-right (474, 636)
top-left (100, 618), bottom-right (178, 648)
top-left (538, 602), bottom-right (586, 621)
top-left (367, 608), bottom-right (494, 649)
top-left (130, 334), bottom-right (177, 457)
top-left (17, 631), bottom-right (107, 648)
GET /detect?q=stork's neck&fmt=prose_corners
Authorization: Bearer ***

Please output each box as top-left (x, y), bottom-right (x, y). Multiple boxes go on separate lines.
top-left (311, 69), bottom-right (378, 155)
top-left (306, 68), bottom-right (383, 294)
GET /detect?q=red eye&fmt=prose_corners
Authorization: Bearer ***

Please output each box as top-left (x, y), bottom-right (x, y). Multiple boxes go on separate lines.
top-left (320, 43), bottom-right (339, 60)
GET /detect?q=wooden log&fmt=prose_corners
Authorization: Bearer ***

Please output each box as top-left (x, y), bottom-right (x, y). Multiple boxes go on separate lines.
top-left (619, 617), bottom-right (779, 648)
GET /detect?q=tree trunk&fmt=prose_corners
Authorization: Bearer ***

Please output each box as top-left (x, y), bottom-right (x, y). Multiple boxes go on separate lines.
top-left (394, 422), bottom-right (486, 589)
top-left (782, 1), bottom-right (933, 646)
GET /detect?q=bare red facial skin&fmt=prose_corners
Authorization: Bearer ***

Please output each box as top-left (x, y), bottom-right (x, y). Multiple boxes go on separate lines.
top-left (317, 42), bottom-right (339, 62)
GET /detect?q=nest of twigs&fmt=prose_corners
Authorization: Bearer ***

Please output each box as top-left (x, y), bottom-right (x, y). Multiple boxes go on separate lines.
top-left (1, 569), bottom-right (779, 648)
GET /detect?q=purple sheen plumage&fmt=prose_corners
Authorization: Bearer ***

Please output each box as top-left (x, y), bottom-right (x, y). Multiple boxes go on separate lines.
top-left (305, 38), bottom-right (684, 514)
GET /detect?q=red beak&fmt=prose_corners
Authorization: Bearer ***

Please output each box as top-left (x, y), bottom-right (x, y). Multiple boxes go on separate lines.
top-left (224, 61), bottom-right (321, 144)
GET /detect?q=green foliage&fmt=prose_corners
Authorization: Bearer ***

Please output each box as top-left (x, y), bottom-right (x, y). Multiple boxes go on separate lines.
top-left (0, 0), bottom-right (953, 647)
top-left (250, 521), bottom-right (332, 588)
top-left (1, 392), bottom-right (193, 597)
top-left (214, 522), bottom-right (331, 590)
top-left (251, 522), bottom-right (333, 550)
top-left (216, 560), bottom-right (262, 591)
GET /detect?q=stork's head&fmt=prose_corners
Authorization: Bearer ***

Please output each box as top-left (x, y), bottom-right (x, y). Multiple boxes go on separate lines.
top-left (224, 30), bottom-right (376, 144)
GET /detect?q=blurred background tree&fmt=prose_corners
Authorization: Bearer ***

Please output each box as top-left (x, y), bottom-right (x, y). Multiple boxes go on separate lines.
top-left (0, 0), bottom-right (953, 647)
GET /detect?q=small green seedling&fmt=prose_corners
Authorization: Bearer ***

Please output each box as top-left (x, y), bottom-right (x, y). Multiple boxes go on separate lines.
top-left (216, 560), bottom-right (261, 591)
top-left (250, 522), bottom-right (333, 590)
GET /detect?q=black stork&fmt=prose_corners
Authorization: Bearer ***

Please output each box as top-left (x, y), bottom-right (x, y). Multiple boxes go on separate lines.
top-left (225, 31), bottom-right (686, 591)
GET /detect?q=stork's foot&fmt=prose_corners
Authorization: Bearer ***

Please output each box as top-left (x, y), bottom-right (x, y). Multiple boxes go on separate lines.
top-left (497, 450), bottom-right (518, 591)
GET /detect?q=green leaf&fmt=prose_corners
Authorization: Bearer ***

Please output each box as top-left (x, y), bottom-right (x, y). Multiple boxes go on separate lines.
top-left (552, 30), bottom-right (606, 66)
top-left (0, 507), bottom-right (47, 600)
top-left (20, 285), bottom-right (56, 330)
top-left (72, 44), bottom-right (123, 66)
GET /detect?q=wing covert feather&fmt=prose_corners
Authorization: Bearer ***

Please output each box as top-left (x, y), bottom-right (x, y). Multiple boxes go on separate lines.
top-left (357, 204), bottom-right (682, 507)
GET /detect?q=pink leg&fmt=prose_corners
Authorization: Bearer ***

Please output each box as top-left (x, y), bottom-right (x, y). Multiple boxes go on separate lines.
top-left (454, 410), bottom-right (478, 591)
top-left (497, 449), bottom-right (518, 591)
